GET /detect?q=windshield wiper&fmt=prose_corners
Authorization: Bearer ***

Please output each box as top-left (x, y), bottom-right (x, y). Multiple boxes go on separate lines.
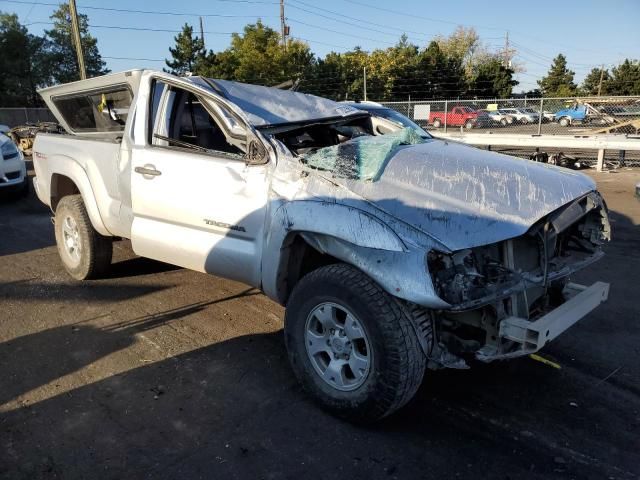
top-left (153, 133), bottom-right (209, 153)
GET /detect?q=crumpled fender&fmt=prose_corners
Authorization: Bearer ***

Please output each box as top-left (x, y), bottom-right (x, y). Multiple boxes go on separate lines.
top-left (45, 154), bottom-right (110, 236)
top-left (261, 200), bottom-right (449, 308)
top-left (271, 200), bottom-right (406, 252)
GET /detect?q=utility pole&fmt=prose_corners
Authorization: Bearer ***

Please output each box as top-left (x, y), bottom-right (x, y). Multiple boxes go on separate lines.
top-left (363, 67), bottom-right (367, 101)
top-left (69, 0), bottom-right (86, 79)
top-left (597, 64), bottom-right (605, 96)
top-left (280, 0), bottom-right (287, 50)
top-left (199, 16), bottom-right (205, 50)
top-left (502, 32), bottom-right (513, 68)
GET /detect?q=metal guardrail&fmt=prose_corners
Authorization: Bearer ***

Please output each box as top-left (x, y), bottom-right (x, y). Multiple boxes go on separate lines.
top-left (432, 132), bottom-right (640, 171)
top-left (379, 96), bottom-right (640, 137)
top-left (0, 108), bottom-right (56, 127)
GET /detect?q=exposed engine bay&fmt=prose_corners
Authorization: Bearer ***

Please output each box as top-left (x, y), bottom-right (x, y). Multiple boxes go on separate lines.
top-left (426, 191), bottom-right (611, 364)
top-left (272, 115), bottom-right (374, 156)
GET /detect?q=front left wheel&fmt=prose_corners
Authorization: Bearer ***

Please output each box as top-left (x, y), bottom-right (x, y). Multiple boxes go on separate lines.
top-left (284, 264), bottom-right (428, 423)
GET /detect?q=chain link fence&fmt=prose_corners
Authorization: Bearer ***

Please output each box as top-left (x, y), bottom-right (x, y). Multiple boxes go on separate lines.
top-left (0, 108), bottom-right (56, 127)
top-left (378, 96), bottom-right (640, 136)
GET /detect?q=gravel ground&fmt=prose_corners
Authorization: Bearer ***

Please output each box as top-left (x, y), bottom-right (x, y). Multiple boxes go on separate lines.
top-left (1, 166), bottom-right (639, 480)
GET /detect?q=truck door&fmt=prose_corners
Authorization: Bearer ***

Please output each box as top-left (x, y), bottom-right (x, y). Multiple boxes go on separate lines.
top-left (129, 78), bottom-right (270, 288)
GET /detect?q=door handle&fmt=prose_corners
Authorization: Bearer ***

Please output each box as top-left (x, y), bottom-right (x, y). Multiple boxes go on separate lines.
top-left (135, 165), bottom-right (162, 178)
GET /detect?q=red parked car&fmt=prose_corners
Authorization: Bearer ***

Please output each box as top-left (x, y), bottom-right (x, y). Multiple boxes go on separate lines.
top-left (429, 106), bottom-right (478, 129)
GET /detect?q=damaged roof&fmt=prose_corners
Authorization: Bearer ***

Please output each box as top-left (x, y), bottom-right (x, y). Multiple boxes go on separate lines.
top-left (197, 78), bottom-right (364, 127)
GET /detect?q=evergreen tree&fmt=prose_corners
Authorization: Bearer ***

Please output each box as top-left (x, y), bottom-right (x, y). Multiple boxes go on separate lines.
top-left (608, 59), bottom-right (640, 95)
top-left (581, 67), bottom-right (611, 95)
top-left (0, 13), bottom-right (47, 106)
top-left (164, 23), bottom-right (204, 75)
top-left (537, 54), bottom-right (576, 97)
top-left (44, 4), bottom-right (108, 84)
top-left (416, 41), bottom-right (465, 98)
top-left (469, 57), bottom-right (518, 98)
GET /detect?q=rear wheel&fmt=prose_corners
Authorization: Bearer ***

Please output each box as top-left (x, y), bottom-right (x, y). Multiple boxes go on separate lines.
top-left (464, 120), bottom-right (474, 129)
top-left (432, 119), bottom-right (442, 128)
top-left (284, 264), bottom-right (427, 423)
top-left (54, 195), bottom-right (112, 280)
top-left (500, 118), bottom-right (508, 126)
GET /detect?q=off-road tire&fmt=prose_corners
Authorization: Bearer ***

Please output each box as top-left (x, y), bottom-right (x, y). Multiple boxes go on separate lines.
top-left (284, 264), bottom-right (427, 423)
top-left (54, 195), bottom-right (112, 280)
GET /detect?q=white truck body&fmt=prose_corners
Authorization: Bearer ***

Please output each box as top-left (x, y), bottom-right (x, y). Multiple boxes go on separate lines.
top-left (31, 70), bottom-right (612, 420)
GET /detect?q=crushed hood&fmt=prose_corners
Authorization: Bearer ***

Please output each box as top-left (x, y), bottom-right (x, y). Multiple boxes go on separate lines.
top-left (330, 138), bottom-right (596, 250)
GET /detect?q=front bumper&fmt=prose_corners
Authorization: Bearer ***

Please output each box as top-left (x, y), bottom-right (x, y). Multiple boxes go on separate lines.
top-left (476, 281), bottom-right (609, 361)
top-left (0, 153), bottom-right (27, 190)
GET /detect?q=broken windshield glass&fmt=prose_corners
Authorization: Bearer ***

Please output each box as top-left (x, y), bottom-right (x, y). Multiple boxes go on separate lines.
top-left (303, 127), bottom-right (426, 181)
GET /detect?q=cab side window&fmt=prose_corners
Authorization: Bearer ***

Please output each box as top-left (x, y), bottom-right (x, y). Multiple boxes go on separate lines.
top-left (149, 83), bottom-right (244, 158)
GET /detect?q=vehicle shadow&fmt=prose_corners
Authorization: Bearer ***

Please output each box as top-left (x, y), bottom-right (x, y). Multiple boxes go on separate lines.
top-left (1, 321), bottom-right (637, 480)
top-left (0, 173), bottom-right (54, 257)
top-left (0, 279), bottom-right (172, 304)
top-left (106, 256), bottom-right (182, 279)
top-left (0, 287), bottom-right (259, 409)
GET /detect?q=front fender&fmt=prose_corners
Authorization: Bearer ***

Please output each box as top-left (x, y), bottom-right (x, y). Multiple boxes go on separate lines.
top-left (46, 155), bottom-right (110, 236)
top-left (261, 200), bottom-right (448, 309)
top-left (271, 200), bottom-right (405, 252)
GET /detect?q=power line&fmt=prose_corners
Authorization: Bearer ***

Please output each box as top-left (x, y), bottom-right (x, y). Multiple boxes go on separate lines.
top-left (287, 0), bottom-right (435, 43)
top-left (0, 0), bottom-right (278, 16)
top-left (341, 0), bottom-right (503, 31)
top-left (25, 21), bottom-right (237, 35)
top-left (103, 56), bottom-right (165, 62)
top-left (288, 17), bottom-right (395, 45)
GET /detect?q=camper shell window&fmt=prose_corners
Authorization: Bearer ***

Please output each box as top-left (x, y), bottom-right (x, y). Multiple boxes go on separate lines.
top-left (52, 86), bottom-right (133, 133)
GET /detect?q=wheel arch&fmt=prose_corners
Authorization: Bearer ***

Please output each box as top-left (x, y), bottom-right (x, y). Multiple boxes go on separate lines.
top-left (48, 160), bottom-right (110, 236)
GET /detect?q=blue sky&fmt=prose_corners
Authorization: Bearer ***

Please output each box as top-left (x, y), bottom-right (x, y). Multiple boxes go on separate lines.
top-left (2, 0), bottom-right (639, 94)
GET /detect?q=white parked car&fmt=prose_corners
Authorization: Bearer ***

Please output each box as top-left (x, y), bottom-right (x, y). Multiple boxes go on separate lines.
top-left (33, 70), bottom-right (611, 422)
top-left (486, 110), bottom-right (516, 126)
top-left (0, 132), bottom-right (28, 197)
top-left (499, 108), bottom-right (539, 124)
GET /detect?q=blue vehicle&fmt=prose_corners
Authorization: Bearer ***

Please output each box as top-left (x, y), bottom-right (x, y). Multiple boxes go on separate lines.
top-left (554, 105), bottom-right (588, 127)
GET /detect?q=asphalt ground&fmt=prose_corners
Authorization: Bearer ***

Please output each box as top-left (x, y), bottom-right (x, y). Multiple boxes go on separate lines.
top-left (1, 164), bottom-right (639, 480)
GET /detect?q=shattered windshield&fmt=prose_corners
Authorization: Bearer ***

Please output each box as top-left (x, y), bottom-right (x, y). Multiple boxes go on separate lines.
top-left (303, 128), bottom-right (426, 181)
top-left (361, 107), bottom-right (430, 137)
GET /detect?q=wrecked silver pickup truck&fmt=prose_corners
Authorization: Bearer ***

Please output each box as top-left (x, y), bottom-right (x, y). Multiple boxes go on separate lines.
top-left (33, 70), bottom-right (610, 422)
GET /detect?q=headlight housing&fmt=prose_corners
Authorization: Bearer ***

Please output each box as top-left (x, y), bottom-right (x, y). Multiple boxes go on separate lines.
top-left (1, 140), bottom-right (20, 160)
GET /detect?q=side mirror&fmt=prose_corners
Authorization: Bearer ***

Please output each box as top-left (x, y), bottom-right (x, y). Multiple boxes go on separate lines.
top-left (245, 139), bottom-right (268, 165)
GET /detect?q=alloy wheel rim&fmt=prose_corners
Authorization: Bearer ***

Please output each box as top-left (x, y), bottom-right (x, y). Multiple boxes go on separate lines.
top-left (304, 302), bottom-right (372, 392)
top-left (61, 215), bottom-right (81, 266)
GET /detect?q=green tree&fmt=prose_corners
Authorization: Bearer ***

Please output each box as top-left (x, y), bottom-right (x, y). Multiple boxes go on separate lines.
top-left (414, 41), bottom-right (465, 98)
top-left (580, 67), bottom-right (611, 96)
top-left (198, 21), bottom-right (314, 86)
top-left (607, 59), bottom-right (640, 95)
top-left (537, 54), bottom-right (576, 97)
top-left (43, 4), bottom-right (108, 84)
top-left (165, 23), bottom-right (205, 75)
top-left (469, 57), bottom-right (518, 98)
top-left (0, 13), bottom-right (46, 106)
